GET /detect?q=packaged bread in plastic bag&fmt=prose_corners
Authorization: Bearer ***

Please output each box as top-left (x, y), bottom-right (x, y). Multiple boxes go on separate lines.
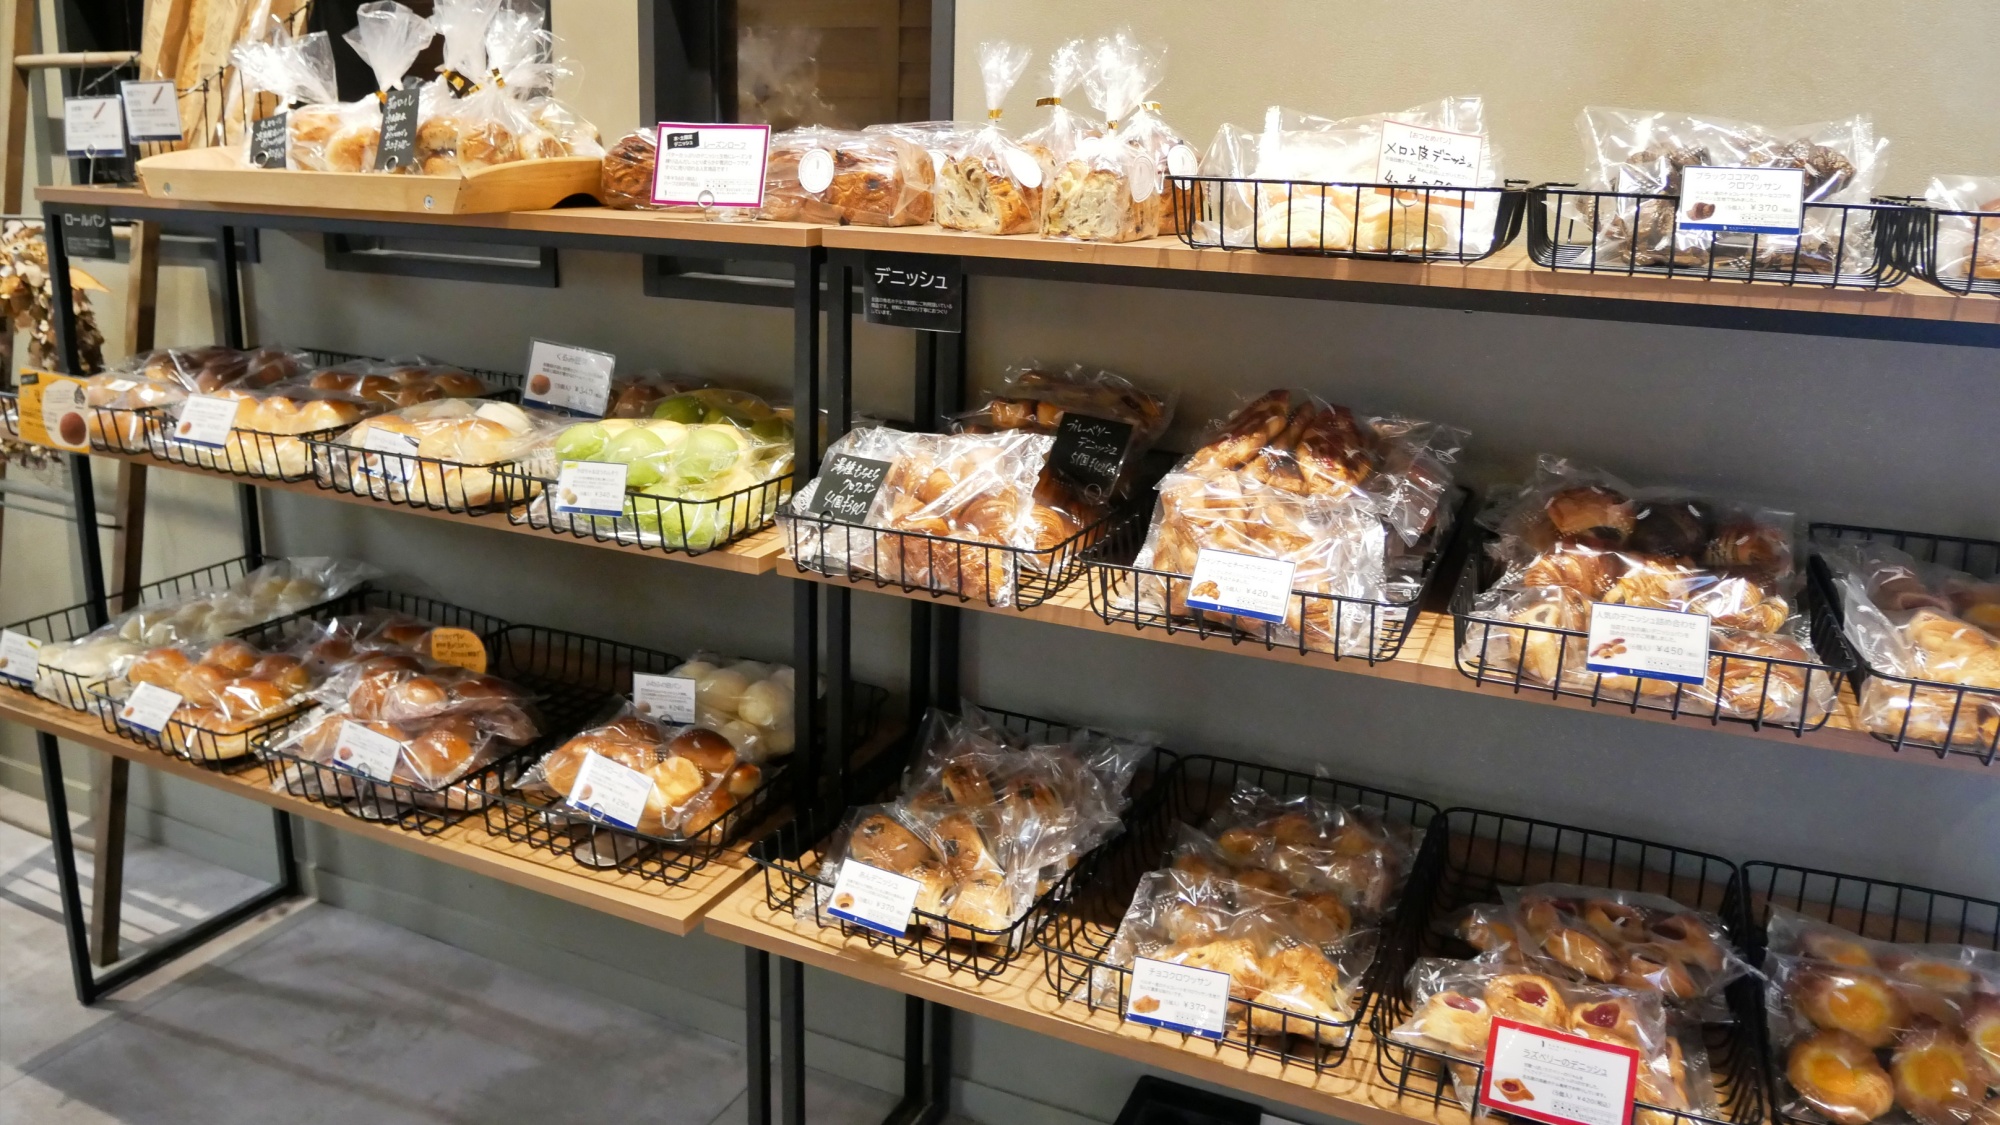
top-left (936, 42), bottom-right (1043, 235)
top-left (1099, 33), bottom-right (1196, 235)
top-left (155, 383), bottom-right (377, 478)
top-left (1576, 107), bottom-right (1888, 275)
top-left (1922, 176), bottom-right (2000, 281)
top-left (335, 1), bottom-right (437, 173)
top-left (950, 362), bottom-right (1173, 502)
top-left (291, 356), bottom-right (491, 406)
top-left (1042, 33), bottom-right (1161, 243)
top-left (229, 26), bottom-right (346, 169)
top-left (1019, 40), bottom-right (1100, 170)
top-left (1821, 541), bottom-right (2000, 750)
top-left (323, 399), bottom-right (564, 508)
top-left (519, 710), bottom-right (761, 840)
top-left (600, 130), bottom-right (659, 209)
top-left (761, 126), bottom-right (933, 226)
top-left (1499, 883), bottom-right (1750, 1021)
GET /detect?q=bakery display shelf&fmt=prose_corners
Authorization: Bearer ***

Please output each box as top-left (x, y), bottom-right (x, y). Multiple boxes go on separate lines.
top-left (1369, 807), bottom-right (1766, 1125)
top-left (35, 185), bottom-right (825, 252)
top-left (780, 499), bottom-right (1123, 610)
top-left (1527, 186), bottom-right (1915, 290)
top-left (1876, 196), bottom-right (2000, 297)
top-left (0, 688), bottom-right (755, 935)
top-left (262, 622), bottom-right (671, 838)
top-left (1740, 861), bottom-right (2000, 1125)
top-left (708, 869), bottom-right (1480, 1125)
top-left (1449, 523), bottom-right (1850, 735)
top-left (481, 683), bottom-right (888, 889)
top-left (55, 445), bottom-right (786, 576)
top-left (1807, 522), bottom-right (2000, 763)
top-left (91, 590), bottom-right (509, 773)
top-left (753, 705), bottom-right (1175, 983)
top-left (1081, 490), bottom-right (1468, 666)
top-left (135, 148), bottom-right (603, 216)
top-left (305, 434), bottom-right (540, 517)
top-left (1039, 753), bottom-right (1440, 1071)
top-left (498, 467), bottom-right (793, 558)
top-left (1169, 177), bottom-right (1528, 263)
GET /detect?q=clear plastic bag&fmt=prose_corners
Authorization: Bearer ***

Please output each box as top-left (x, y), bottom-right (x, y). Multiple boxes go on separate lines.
top-left (1019, 41), bottom-right (1100, 170)
top-left (936, 42), bottom-right (1042, 235)
top-left (288, 356), bottom-right (492, 406)
top-left (600, 129), bottom-right (659, 210)
top-left (950, 362), bottom-right (1173, 502)
top-left (325, 399), bottom-right (564, 507)
top-left (1197, 785), bottom-right (1416, 918)
top-left (1822, 542), bottom-right (2000, 747)
top-left (338, 0), bottom-right (437, 174)
top-left (158, 383), bottom-right (377, 477)
top-left (737, 25), bottom-right (833, 132)
top-left (1499, 883), bottom-right (1750, 1021)
top-left (518, 707), bottom-right (758, 838)
top-left (760, 126), bottom-right (934, 226)
top-left (1923, 176), bottom-right (2000, 281)
top-left (108, 345), bottom-right (311, 395)
top-left (1577, 107), bottom-right (1889, 275)
top-left (110, 636), bottom-right (317, 758)
top-left (1041, 34), bottom-right (1160, 243)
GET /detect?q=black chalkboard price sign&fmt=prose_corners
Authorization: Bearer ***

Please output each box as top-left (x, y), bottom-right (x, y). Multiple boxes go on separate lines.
top-left (807, 455), bottom-right (892, 523)
top-left (374, 86), bottom-right (421, 171)
top-left (250, 113), bottom-right (289, 169)
top-left (1047, 412), bottom-right (1134, 499)
top-left (864, 252), bottom-right (963, 333)
top-left (60, 207), bottom-right (115, 260)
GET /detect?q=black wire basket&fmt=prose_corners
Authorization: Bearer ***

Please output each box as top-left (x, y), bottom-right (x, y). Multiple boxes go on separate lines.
top-left (781, 501), bottom-right (1125, 610)
top-left (261, 621), bottom-right (656, 836)
top-left (481, 683), bottom-right (888, 887)
top-left (90, 590), bottom-right (507, 772)
top-left (1, 556), bottom-right (268, 712)
top-left (1450, 523), bottom-right (1850, 734)
top-left (1170, 176), bottom-right (1527, 262)
top-left (1527, 184), bottom-right (1914, 289)
top-left (1806, 523), bottom-right (2000, 763)
top-left (1371, 806), bottom-right (1765, 1125)
top-left (753, 705), bottom-right (1174, 982)
top-left (1878, 195), bottom-right (2000, 296)
top-left (1038, 754), bottom-right (1438, 1071)
top-left (498, 466), bottom-right (792, 556)
top-left (1740, 861), bottom-right (2000, 1125)
top-left (306, 436), bottom-right (545, 516)
top-left (1083, 489), bottom-right (1466, 664)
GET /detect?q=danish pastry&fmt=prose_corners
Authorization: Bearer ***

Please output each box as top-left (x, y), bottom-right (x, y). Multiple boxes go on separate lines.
top-left (1794, 966), bottom-right (1909, 1048)
top-left (1788, 1031), bottom-right (1896, 1125)
top-left (1892, 1020), bottom-right (1984, 1125)
top-left (1569, 996), bottom-right (1644, 1046)
top-left (1487, 973), bottom-right (1568, 1027)
top-left (1415, 990), bottom-right (1494, 1055)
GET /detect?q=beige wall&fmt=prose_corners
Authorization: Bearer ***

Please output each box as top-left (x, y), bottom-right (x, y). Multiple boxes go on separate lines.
top-left (958, 0), bottom-right (2000, 194)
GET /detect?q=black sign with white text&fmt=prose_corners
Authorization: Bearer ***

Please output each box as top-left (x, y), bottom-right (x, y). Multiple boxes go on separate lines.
top-left (374, 85), bottom-right (421, 171)
top-left (250, 113), bottom-right (289, 169)
top-left (864, 252), bottom-right (963, 333)
top-left (808, 454), bottom-right (892, 523)
top-left (60, 207), bottom-right (115, 260)
top-left (1047, 412), bottom-right (1134, 499)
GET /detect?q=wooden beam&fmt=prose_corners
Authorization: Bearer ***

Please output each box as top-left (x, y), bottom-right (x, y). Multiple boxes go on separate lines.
top-left (1, 0), bottom-right (36, 215)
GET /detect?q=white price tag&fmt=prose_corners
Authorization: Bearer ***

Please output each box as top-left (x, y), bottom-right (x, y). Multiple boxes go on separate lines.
top-left (121, 80), bottom-right (182, 141)
top-left (553, 460), bottom-right (629, 517)
top-left (651, 123), bottom-right (773, 208)
top-left (565, 751), bottom-right (654, 830)
top-left (1126, 956), bottom-right (1232, 1039)
top-left (1585, 603), bottom-right (1711, 686)
top-left (360, 426), bottom-right (419, 479)
top-left (1676, 166), bottom-right (1806, 235)
top-left (827, 860), bottom-right (922, 937)
top-left (117, 682), bottom-right (183, 733)
top-left (631, 673), bottom-right (698, 724)
top-left (1480, 1018), bottom-right (1639, 1125)
top-left (1184, 549), bottom-right (1297, 625)
top-left (171, 394), bottom-right (240, 448)
top-left (0, 630), bottom-right (43, 685)
top-left (331, 720), bottom-right (404, 782)
top-left (524, 339), bottom-right (615, 417)
top-left (64, 96), bottom-right (125, 155)
top-left (1377, 120), bottom-right (1483, 189)
top-left (1166, 143), bottom-right (1199, 178)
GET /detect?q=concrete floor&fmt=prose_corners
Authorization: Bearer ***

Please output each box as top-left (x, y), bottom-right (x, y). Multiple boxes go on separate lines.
top-left (0, 819), bottom-right (921, 1125)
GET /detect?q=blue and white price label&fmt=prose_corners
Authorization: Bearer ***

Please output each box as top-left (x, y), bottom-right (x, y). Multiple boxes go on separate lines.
top-left (1126, 956), bottom-right (1231, 1039)
top-left (827, 860), bottom-right (921, 937)
top-left (1184, 549), bottom-right (1296, 625)
top-left (565, 751), bottom-right (652, 830)
top-left (1585, 603), bottom-right (1711, 685)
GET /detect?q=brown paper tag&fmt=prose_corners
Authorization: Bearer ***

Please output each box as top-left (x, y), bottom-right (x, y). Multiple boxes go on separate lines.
top-left (428, 628), bottom-right (487, 674)
top-left (18, 370), bottom-right (91, 451)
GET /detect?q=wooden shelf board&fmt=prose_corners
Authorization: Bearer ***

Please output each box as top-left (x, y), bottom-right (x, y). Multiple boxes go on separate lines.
top-left (34, 186), bottom-right (824, 249)
top-left (780, 561), bottom-right (1999, 776)
top-left (89, 448), bottom-right (783, 576)
top-left (704, 874), bottom-right (1470, 1125)
top-left (0, 690), bottom-right (755, 935)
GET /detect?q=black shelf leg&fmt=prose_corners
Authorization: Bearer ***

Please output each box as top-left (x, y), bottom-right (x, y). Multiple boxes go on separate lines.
top-left (779, 955), bottom-right (806, 1125)
top-left (37, 733), bottom-right (297, 1005)
top-left (745, 947), bottom-right (771, 1125)
top-left (881, 998), bottom-right (952, 1125)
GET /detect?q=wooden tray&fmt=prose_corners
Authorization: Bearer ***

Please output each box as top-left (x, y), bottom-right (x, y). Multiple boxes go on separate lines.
top-left (135, 147), bottom-right (602, 214)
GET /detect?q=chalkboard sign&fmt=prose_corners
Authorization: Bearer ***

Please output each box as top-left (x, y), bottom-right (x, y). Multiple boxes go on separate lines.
top-left (250, 113), bottom-right (289, 169)
top-left (60, 207), bottom-right (115, 261)
top-left (807, 454), bottom-right (892, 523)
top-left (864, 252), bottom-right (962, 333)
top-left (1047, 412), bottom-right (1134, 499)
top-left (374, 85), bottom-right (421, 171)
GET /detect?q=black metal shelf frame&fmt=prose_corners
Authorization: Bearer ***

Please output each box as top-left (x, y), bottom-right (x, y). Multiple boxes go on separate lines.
top-left (31, 195), bottom-right (829, 1029)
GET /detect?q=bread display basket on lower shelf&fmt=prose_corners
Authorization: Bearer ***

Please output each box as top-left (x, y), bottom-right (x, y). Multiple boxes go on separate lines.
top-left (134, 148), bottom-right (601, 214)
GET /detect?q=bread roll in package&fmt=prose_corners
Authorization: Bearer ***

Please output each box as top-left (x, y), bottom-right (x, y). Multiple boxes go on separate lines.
top-left (1205, 98), bottom-right (1505, 256)
top-left (229, 26), bottom-right (347, 170)
top-left (1923, 176), bottom-right (2000, 281)
top-left (1821, 540), bottom-right (2000, 750)
top-left (335, 1), bottom-right (438, 173)
top-left (155, 383), bottom-right (378, 479)
top-left (1575, 108), bottom-right (1888, 275)
top-left (322, 399), bottom-right (565, 509)
top-left (414, 0), bottom-right (599, 177)
top-left (760, 126), bottom-right (934, 226)
top-left (1042, 33), bottom-right (1164, 243)
top-left (936, 42), bottom-right (1043, 235)
top-left (518, 710), bottom-right (765, 841)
